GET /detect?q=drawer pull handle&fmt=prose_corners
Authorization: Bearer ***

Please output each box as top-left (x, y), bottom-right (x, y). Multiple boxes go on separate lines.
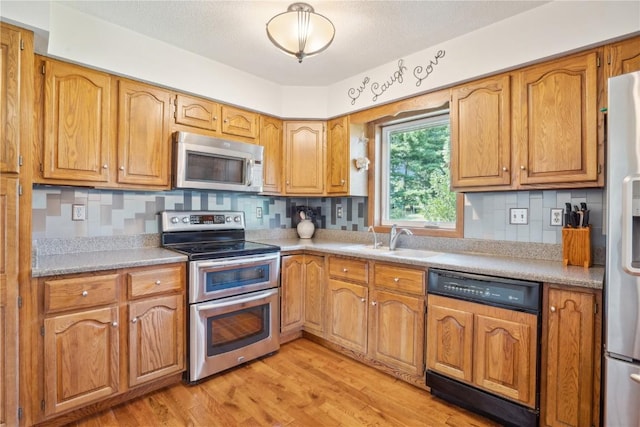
top-left (394, 277), bottom-right (400, 282)
top-left (131, 318), bottom-right (137, 324)
top-left (81, 291), bottom-right (88, 297)
top-left (550, 306), bottom-right (556, 312)
top-left (155, 280), bottom-right (161, 285)
top-left (112, 322), bottom-right (118, 327)
top-left (343, 268), bottom-right (348, 272)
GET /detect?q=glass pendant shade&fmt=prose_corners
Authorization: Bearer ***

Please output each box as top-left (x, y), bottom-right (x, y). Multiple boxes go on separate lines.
top-left (266, 3), bottom-right (335, 63)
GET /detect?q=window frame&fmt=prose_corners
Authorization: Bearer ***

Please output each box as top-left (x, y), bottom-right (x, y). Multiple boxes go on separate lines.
top-left (363, 89), bottom-right (464, 238)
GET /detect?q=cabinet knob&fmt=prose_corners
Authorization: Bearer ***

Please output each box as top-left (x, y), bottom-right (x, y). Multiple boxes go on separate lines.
top-left (131, 317), bottom-right (137, 323)
top-left (213, 116), bottom-right (218, 121)
top-left (550, 306), bottom-right (556, 312)
top-left (119, 166), bottom-right (125, 171)
top-left (341, 179), bottom-right (345, 185)
top-left (155, 280), bottom-right (161, 285)
top-left (343, 268), bottom-right (348, 273)
top-left (371, 301), bottom-right (377, 306)
top-left (286, 181), bottom-right (290, 185)
top-left (360, 298), bottom-right (366, 303)
top-left (102, 164), bottom-right (108, 169)
top-left (394, 277), bottom-right (400, 282)
top-left (112, 321), bottom-right (118, 327)
top-left (502, 166), bottom-right (508, 172)
top-left (520, 165), bottom-right (526, 170)
top-left (81, 291), bottom-right (88, 297)
top-left (224, 119), bottom-right (229, 123)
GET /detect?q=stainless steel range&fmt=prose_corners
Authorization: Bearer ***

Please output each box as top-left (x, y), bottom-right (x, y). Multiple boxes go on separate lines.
top-left (160, 210), bottom-right (281, 383)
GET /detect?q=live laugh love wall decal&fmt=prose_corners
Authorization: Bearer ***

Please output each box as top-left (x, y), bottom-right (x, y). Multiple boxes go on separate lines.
top-left (347, 49), bottom-right (446, 106)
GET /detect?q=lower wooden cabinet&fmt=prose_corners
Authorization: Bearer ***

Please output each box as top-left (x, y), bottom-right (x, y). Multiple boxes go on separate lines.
top-left (427, 294), bottom-right (538, 408)
top-left (38, 263), bottom-right (185, 421)
top-left (327, 278), bottom-right (368, 353)
top-left (541, 284), bottom-right (601, 427)
top-left (280, 254), bottom-right (325, 336)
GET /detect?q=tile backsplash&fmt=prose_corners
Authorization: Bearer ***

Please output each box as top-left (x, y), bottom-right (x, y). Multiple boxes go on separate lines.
top-left (32, 186), bottom-right (605, 251)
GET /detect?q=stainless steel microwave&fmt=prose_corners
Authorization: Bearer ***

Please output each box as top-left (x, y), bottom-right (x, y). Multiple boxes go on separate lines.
top-left (173, 131), bottom-right (264, 192)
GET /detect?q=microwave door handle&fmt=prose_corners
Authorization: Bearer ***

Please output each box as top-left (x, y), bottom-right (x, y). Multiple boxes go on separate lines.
top-left (246, 159), bottom-right (253, 187)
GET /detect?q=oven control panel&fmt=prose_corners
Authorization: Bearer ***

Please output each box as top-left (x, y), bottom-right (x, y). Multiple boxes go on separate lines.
top-left (160, 210), bottom-right (245, 232)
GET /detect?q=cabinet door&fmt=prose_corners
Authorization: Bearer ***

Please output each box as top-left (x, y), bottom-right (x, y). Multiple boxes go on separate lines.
top-left (517, 51), bottom-right (599, 185)
top-left (426, 297), bottom-right (473, 382)
top-left (280, 255), bottom-right (305, 333)
top-left (129, 294), bottom-right (185, 387)
top-left (284, 121), bottom-right (325, 194)
top-left (221, 105), bottom-right (258, 140)
top-left (327, 279), bottom-right (368, 353)
top-left (607, 36), bottom-right (640, 77)
top-left (0, 177), bottom-right (18, 427)
top-left (370, 289), bottom-right (425, 376)
top-left (451, 75), bottom-right (511, 188)
top-left (474, 311), bottom-right (537, 408)
top-left (174, 94), bottom-right (220, 132)
top-left (259, 116), bottom-right (283, 194)
top-left (43, 60), bottom-right (111, 182)
top-left (543, 287), bottom-right (597, 427)
top-left (0, 25), bottom-right (20, 173)
top-left (326, 116), bottom-right (349, 194)
top-left (303, 255), bottom-right (325, 335)
top-left (116, 80), bottom-right (172, 187)
top-left (44, 306), bottom-right (119, 416)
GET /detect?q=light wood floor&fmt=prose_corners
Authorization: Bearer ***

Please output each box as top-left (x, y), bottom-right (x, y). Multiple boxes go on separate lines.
top-left (69, 339), bottom-right (500, 427)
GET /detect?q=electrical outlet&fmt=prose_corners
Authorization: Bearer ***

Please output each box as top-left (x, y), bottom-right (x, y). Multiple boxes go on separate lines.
top-left (336, 205), bottom-right (343, 219)
top-left (256, 206), bottom-right (263, 219)
top-left (509, 208), bottom-right (528, 225)
top-left (72, 204), bottom-right (86, 221)
top-left (550, 208), bottom-right (564, 226)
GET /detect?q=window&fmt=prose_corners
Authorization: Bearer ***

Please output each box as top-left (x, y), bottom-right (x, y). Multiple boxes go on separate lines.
top-left (376, 111), bottom-right (463, 236)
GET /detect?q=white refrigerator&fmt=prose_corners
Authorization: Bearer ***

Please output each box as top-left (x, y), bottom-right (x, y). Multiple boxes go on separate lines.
top-left (604, 70), bottom-right (640, 426)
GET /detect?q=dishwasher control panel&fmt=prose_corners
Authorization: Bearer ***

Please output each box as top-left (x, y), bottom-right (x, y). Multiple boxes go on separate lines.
top-left (428, 268), bottom-right (541, 313)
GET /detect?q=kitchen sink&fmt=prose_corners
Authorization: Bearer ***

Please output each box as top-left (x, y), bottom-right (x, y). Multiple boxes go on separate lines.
top-left (341, 244), bottom-right (440, 259)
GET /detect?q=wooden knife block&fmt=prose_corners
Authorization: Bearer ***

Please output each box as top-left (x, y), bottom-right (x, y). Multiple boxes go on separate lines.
top-left (562, 226), bottom-right (592, 268)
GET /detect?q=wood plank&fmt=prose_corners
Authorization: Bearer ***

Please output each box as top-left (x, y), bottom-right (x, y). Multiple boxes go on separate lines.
top-left (73, 338), bottom-right (499, 427)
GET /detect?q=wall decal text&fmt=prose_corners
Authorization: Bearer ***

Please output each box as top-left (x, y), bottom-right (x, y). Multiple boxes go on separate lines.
top-left (413, 50), bottom-right (446, 87)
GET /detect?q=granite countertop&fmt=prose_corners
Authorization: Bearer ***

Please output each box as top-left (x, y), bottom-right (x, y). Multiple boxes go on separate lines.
top-left (32, 235), bottom-right (604, 290)
top-left (259, 238), bottom-right (604, 289)
top-left (32, 247), bottom-right (188, 277)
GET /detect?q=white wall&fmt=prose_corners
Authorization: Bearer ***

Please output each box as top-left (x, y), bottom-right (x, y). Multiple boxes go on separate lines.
top-left (2, 1), bottom-right (639, 118)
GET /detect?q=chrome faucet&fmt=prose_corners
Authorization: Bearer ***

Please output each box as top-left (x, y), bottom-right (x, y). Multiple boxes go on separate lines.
top-left (367, 225), bottom-right (381, 249)
top-left (389, 224), bottom-right (413, 250)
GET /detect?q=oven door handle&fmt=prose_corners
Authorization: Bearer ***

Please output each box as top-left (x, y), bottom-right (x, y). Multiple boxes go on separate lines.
top-left (193, 253), bottom-right (278, 270)
top-left (194, 288), bottom-right (278, 312)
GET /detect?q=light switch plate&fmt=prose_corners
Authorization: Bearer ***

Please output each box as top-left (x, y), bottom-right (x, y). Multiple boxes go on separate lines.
top-left (336, 205), bottom-right (343, 219)
top-left (509, 208), bottom-right (528, 225)
top-left (72, 204), bottom-right (86, 221)
top-left (256, 206), bottom-right (263, 219)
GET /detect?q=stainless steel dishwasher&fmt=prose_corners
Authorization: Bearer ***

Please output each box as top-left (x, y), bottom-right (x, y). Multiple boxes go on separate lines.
top-left (426, 268), bottom-right (542, 427)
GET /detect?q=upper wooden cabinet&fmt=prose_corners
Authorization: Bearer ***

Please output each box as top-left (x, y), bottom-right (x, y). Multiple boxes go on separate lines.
top-left (516, 51), bottom-right (600, 187)
top-left (174, 93), bottom-right (220, 132)
top-left (283, 121), bottom-right (325, 195)
top-left (221, 105), bottom-right (258, 140)
top-left (41, 58), bottom-right (112, 183)
top-left (326, 116), bottom-right (350, 194)
top-left (259, 115), bottom-right (283, 194)
top-left (1, 25), bottom-right (21, 173)
top-left (451, 75), bottom-right (512, 189)
top-left (115, 79), bottom-right (172, 188)
top-left (606, 35), bottom-right (640, 77)
top-left (541, 285), bottom-right (602, 427)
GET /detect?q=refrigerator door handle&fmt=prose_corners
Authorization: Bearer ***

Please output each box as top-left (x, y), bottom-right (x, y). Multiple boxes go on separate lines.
top-left (622, 174), bottom-right (640, 275)
top-left (632, 374), bottom-right (640, 384)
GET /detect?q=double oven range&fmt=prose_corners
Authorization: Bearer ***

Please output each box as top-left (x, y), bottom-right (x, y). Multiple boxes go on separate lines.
top-left (160, 210), bottom-right (281, 383)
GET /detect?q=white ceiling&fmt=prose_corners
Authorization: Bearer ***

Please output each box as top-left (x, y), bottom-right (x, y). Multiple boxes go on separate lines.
top-left (58, 1), bottom-right (549, 86)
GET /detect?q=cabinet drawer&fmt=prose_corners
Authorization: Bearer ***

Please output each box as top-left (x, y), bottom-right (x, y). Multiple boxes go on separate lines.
top-left (374, 264), bottom-right (425, 294)
top-left (44, 274), bottom-right (119, 314)
top-left (328, 257), bottom-right (368, 284)
top-left (127, 264), bottom-right (185, 298)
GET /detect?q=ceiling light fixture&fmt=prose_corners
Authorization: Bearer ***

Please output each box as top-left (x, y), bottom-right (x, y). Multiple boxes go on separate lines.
top-left (266, 2), bottom-right (335, 63)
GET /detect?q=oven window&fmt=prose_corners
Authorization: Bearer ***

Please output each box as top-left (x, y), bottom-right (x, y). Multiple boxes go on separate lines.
top-left (186, 151), bottom-right (244, 184)
top-left (204, 265), bottom-right (270, 293)
top-left (206, 303), bottom-right (270, 356)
